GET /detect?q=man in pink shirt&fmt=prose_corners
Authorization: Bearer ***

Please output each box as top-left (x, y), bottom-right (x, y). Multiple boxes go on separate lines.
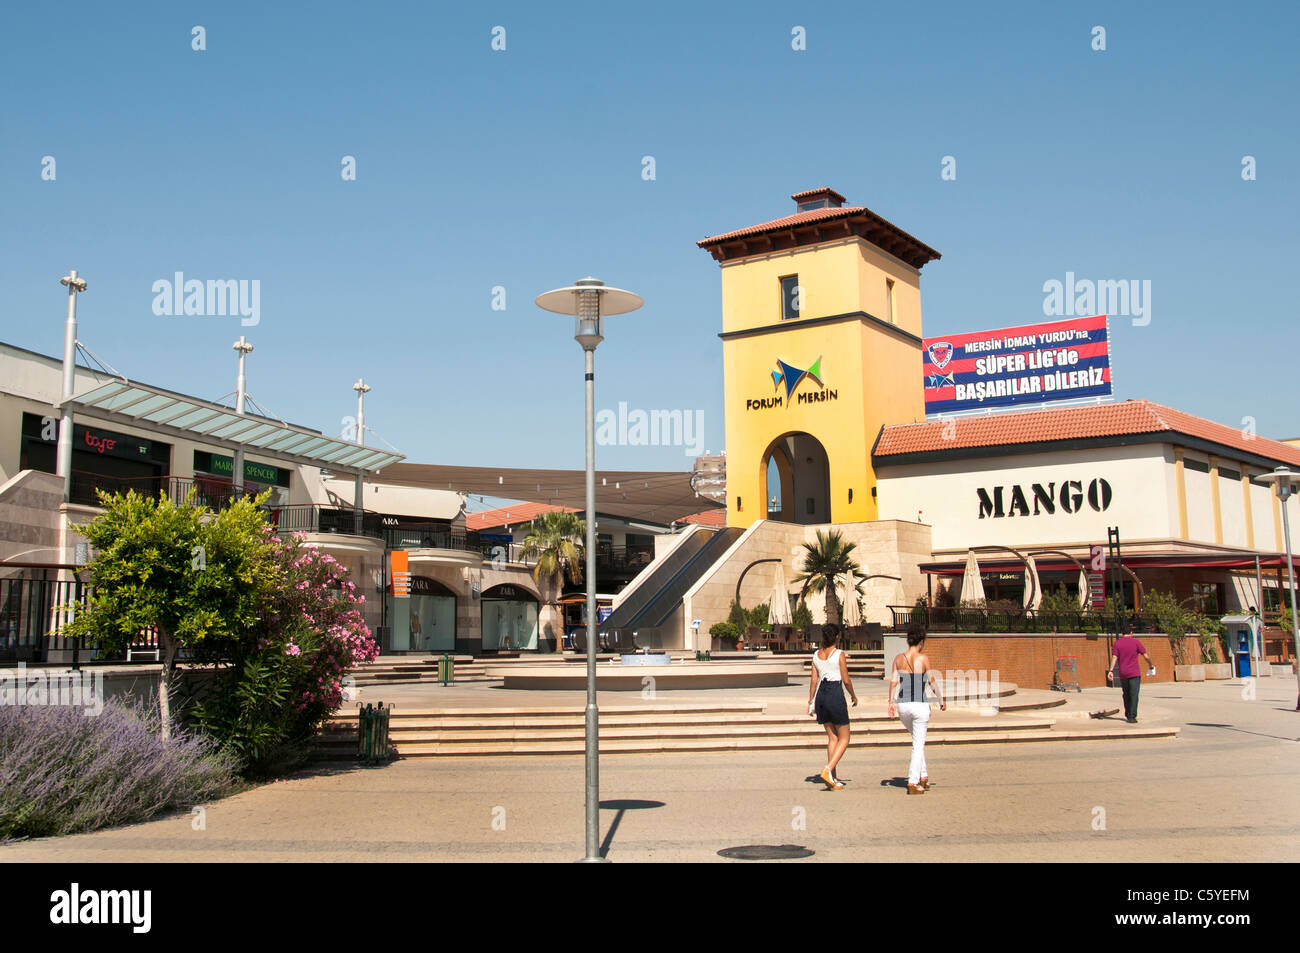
top-left (1107, 633), bottom-right (1155, 723)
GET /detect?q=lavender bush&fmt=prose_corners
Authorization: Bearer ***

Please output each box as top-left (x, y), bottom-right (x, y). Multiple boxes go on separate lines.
top-left (0, 697), bottom-right (239, 839)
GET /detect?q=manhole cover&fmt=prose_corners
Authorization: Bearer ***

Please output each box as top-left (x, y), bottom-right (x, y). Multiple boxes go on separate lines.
top-left (717, 844), bottom-right (814, 860)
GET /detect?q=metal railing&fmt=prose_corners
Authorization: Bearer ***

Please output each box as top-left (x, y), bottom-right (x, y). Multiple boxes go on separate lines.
top-left (595, 545), bottom-right (656, 576)
top-left (268, 504), bottom-right (384, 540)
top-left (888, 605), bottom-right (1163, 634)
top-left (383, 526), bottom-right (536, 565)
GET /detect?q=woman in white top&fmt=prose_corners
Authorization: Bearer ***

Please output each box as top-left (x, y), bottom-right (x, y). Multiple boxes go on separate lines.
top-left (807, 622), bottom-right (857, 790)
top-left (888, 624), bottom-right (946, 795)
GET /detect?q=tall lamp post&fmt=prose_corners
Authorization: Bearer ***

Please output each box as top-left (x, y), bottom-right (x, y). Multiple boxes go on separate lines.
top-left (353, 378), bottom-right (371, 535)
top-left (535, 277), bottom-right (643, 862)
top-left (57, 270), bottom-right (88, 504)
top-left (1256, 467), bottom-right (1300, 708)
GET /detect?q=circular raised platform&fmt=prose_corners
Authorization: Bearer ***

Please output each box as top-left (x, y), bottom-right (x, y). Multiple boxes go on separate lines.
top-left (488, 662), bottom-right (792, 691)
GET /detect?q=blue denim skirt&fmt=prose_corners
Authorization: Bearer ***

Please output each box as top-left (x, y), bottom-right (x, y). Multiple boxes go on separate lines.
top-left (815, 679), bottom-right (849, 726)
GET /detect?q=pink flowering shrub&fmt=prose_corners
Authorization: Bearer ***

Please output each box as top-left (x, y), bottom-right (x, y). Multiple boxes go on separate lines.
top-left (193, 533), bottom-right (378, 777)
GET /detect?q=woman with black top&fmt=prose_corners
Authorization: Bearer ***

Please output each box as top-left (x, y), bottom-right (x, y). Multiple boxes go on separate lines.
top-left (887, 623), bottom-right (945, 795)
top-left (808, 622), bottom-right (857, 790)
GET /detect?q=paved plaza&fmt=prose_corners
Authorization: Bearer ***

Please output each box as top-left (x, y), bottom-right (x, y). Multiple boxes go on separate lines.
top-left (1, 677), bottom-right (1295, 862)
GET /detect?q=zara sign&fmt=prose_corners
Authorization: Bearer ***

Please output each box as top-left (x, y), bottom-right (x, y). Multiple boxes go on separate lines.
top-left (977, 478), bottom-right (1112, 519)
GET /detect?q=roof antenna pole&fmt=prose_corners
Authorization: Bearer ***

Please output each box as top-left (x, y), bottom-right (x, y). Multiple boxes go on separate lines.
top-left (232, 336), bottom-right (254, 497)
top-left (353, 378), bottom-right (371, 534)
top-left (57, 270), bottom-right (88, 504)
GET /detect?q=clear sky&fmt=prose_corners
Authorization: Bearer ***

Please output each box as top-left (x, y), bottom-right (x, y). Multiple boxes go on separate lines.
top-left (2, 1), bottom-right (1296, 487)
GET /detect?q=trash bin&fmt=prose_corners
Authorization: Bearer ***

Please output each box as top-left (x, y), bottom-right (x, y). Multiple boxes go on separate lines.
top-left (357, 702), bottom-right (391, 763)
top-left (437, 653), bottom-right (454, 686)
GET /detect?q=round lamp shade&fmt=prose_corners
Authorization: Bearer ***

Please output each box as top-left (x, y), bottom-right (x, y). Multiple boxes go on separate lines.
top-left (535, 279), bottom-right (643, 316)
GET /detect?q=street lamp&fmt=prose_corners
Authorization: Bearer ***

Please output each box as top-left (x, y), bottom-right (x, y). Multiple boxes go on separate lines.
top-left (535, 277), bottom-right (643, 863)
top-left (353, 379), bottom-right (371, 534)
top-left (1255, 466), bottom-right (1300, 708)
top-left (57, 270), bottom-right (88, 504)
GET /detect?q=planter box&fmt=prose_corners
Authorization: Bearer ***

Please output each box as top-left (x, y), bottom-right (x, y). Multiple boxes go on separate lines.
top-left (1174, 664), bottom-right (1205, 682)
top-left (1204, 663), bottom-right (1232, 680)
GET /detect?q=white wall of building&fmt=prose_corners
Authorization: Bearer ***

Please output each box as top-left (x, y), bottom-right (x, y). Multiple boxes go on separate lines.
top-left (876, 444), bottom-right (1174, 551)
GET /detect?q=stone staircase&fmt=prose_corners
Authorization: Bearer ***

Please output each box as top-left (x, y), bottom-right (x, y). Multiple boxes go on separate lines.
top-left (349, 655), bottom-right (490, 686)
top-left (316, 696), bottom-right (1176, 760)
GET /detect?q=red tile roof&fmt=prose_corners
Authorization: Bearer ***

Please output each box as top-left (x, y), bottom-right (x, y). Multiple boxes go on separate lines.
top-left (676, 509), bottom-right (726, 528)
top-left (699, 205), bottom-right (868, 244)
top-left (465, 502), bottom-right (576, 532)
top-left (697, 188), bottom-right (941, 269)
top-left (874, 400), bottom-right (1300, 469)
top-left (791, 186), bottom-right (847, 205)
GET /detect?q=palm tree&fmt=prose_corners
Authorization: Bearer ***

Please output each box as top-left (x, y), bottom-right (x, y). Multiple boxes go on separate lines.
top-left (793, 529), bottom-right (861, 627)
top-left (520, 511), bottom-right (586, 652)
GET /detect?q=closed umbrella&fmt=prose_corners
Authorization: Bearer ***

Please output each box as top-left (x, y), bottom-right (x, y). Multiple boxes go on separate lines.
top-left (1024, 554), bottom-right (1041, 610)
top-left (840, 572), bottom-right (862, 626)
top-left (768, 562), bottom-right (793, 626)
top-left (959, 550), bottom-right (986, 605)
top-left (1077, 568), bottom-right (1089, 609)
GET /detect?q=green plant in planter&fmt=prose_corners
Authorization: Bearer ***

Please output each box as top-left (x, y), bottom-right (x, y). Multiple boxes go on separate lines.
top-left (792, 601), bottom-right (814, 633)
top-left (727, 600), bottom-right (749, 629)
top-left (710, 622), bottom-right (739, 645)
top-left (1143, 590), bottom-right (1196, 664)
top-left (909, 595), bottom-right (928, 627)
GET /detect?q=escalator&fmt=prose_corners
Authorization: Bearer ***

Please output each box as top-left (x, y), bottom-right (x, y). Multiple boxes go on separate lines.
top-left (600, 526), bottom-right (744, 645)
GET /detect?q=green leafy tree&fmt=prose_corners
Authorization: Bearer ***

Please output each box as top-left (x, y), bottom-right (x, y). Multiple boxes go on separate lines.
top-left (520, 511), bottom-right (586, 651)
top-left (727, 599), bottom-right (749, 629)
top-left (191, 534), bottom-right (378, 776)
top-left (65, 490), bottom-right (278, 740)
top-left (793, 529), bottom-right (860, 626)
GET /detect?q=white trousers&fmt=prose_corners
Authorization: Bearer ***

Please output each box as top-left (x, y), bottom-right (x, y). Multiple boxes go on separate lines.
top-left (897, 702), bottom-right (931, 785)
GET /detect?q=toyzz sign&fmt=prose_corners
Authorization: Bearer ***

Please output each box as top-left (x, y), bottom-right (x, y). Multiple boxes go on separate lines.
top-left (923, 315), bottom-right (1112, 415)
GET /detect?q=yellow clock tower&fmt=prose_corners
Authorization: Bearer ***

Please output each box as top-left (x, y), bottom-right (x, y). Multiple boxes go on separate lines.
top-left (698, 188), bottom-right (941, 529)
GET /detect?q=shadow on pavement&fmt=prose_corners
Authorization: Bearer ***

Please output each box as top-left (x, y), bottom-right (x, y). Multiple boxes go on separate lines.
top-left (599, 799), bottom-right (665, 859)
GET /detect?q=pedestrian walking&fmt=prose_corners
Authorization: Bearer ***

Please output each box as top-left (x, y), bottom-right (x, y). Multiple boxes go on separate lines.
top-left (807, 622), bottom-right (857, 789)
top-left (888, 623), bottom-right (945, 795)
top-left (1107, 631), bottom-right (1155, 723)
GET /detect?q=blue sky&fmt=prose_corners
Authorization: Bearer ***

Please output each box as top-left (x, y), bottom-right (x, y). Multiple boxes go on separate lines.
top-left (2, 1), bottom-right (1296, 489)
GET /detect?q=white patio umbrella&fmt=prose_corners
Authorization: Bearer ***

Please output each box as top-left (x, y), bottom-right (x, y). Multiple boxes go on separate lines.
top-left (768, 563), bottom-right (793, 625)
top-left (1023, 554), bottom-right (1042, 610)
top-left (1077, 568), bottom-right (1090, 608)
top-left (959, 550), bottom-right (986, 604)
top-left (840, 572), bottom-right (862, 626)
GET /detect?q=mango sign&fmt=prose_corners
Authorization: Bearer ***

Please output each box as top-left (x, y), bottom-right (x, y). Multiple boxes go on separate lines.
top-left (923, 315), bottom-right (1112, 415)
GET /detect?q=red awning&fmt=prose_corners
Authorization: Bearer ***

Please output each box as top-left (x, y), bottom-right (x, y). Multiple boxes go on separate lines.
top-left (921, 553), bottom-right (1300, 576)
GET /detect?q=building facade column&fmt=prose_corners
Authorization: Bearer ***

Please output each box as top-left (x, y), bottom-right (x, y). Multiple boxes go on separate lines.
top-left (1209, 456), bottom-right (1222, 545)
top-left (1174, 448), bottom-right (1189, 539)
top-left (1242, 472), bottom-right (1255, 550)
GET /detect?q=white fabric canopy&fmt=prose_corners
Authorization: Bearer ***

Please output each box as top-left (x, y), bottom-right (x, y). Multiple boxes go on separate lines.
top-left (768, 562), bottom-right (793, 625)
top-left (959, 550), bottom-right (986, 605)
top-left (1024, 554), bottom-right (1042, 610)
top-left (840, 572), bottom-right (862, 626)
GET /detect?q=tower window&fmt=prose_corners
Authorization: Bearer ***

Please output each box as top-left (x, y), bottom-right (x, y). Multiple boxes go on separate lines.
top-left (780, 275), bottom-right (801, 320)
